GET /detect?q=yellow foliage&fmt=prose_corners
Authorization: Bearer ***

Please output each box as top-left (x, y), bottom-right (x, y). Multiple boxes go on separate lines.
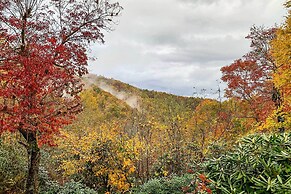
top-left (272, 9), bottom-right (291, 109)
top-left (61, 161), bottom-right (77, 176)
top-left (269, 4), bottom-right (291, 131)
top-left (55, 89), bottom-right (139, 192)
top-left (108, 172), bottom-right (130, 191)
top-left (260, 111), bottom-right (291, 133)
top-left (163, 170), bottom-right (168, 177)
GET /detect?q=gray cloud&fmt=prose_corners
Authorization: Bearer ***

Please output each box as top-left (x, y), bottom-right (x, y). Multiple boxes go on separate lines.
top-left (88, 0), bottom-right (287, 97)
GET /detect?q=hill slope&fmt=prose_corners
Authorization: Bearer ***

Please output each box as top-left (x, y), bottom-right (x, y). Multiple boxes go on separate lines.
top-left (83, 74), bottom-right (202, 124)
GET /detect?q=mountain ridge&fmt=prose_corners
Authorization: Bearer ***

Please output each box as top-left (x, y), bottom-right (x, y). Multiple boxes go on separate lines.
top-left (82, 74), bottom-right (202, 114)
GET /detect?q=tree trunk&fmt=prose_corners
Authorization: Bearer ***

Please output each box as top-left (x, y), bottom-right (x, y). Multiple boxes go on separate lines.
top-left (25, 137), bottom-right (41, 194)
top-left (19, 129), bottom-right (41, 194)
top-left (272, 87), bottom-right (285, 133)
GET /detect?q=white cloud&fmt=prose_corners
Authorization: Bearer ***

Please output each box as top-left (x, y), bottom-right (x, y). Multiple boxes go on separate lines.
top-left (88, 0), bottom-right (287, 97)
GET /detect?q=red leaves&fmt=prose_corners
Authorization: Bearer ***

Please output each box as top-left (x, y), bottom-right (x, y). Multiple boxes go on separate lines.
top-left (187, 169), bottom-right (194, 174)
top-left (0, 42), bottom-right (83, 144)
top-left (181, 173), bottom-right (212, 194)
top-left (221, 58), bottom-right (275, 121)
top-left (0, 0), bottom-right (121, 146)
top-left (221, 27), bottom-right (277, 122)
top-left (221, 59), bottom-right (263, 97)
top-left (197, 174), bottom-right (212, 194)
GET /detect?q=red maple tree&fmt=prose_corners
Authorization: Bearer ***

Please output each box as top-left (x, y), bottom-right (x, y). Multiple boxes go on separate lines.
top-left (221, 26), bottom-right (278, 123)
top-left (0, 0), bottom-right (122, 193)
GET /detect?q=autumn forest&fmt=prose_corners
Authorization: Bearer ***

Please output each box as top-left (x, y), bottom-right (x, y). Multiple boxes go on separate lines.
top-left (0, 0), bottom-right (291, 194)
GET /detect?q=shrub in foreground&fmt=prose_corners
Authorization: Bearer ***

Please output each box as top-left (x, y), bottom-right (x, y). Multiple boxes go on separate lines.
top-left (204, 133), bottom-right (291, 193)
top-left (40, 180), bottom-right (97, 194)
top-left (133, 174), bottom-right (196, 194)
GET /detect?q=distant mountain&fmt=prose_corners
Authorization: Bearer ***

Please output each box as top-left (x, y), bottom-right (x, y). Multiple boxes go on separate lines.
top-left (82, 74), bottom-right (202, 124)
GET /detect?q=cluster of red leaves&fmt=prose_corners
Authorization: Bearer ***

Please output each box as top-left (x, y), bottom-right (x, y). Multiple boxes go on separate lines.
top-left (182, 171), bottom-right (212, 194)
top-left (221, 26), bottom-right (277, 122)
top-left (221, 59), bottom-right (275, 121)
top-left (196, 174), bottom-right (212, 194)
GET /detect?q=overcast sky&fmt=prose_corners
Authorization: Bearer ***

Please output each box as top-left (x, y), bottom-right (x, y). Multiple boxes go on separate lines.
top-left (88, 0), bottom-right (287, 97)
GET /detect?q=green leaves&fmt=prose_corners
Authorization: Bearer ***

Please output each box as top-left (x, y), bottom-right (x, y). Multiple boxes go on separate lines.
top-left (0, 133), bottom-right (27, 193)
top-left (204, 133), bottom-right (291, 193)
top-left (41, 180), bottom-right (98, 194)
top-left (133, 174), bottom-right (195, 194)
